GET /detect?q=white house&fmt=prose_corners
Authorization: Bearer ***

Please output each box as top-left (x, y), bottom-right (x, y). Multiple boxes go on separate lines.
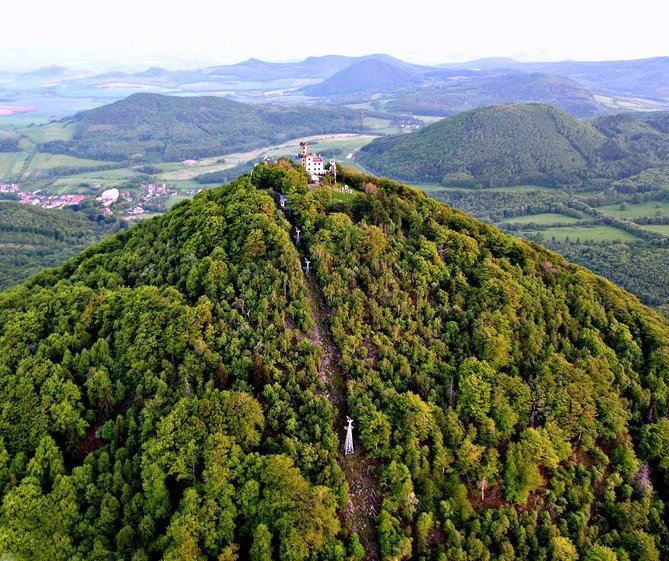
top-left (299, 141), bottom-right (325, 175)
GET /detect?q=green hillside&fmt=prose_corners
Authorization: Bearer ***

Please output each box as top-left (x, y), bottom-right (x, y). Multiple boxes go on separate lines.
top-left (1, 163), bottom-right (668, 560)
top-left (39, 93), bottom-right (367, 163)
top-left (0, 202), bottom-right (125, 291)
top-left (302, 59), bottom-right (423, 97)
top-left (358, 103), bottom-right (608, 187)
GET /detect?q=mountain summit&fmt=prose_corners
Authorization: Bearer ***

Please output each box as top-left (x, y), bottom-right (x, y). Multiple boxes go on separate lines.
top-left (0, 164), bottom-right (667, 560)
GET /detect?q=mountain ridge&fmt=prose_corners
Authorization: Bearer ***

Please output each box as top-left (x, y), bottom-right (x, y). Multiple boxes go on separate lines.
top-left (39, 92), bottom-right (367, 162)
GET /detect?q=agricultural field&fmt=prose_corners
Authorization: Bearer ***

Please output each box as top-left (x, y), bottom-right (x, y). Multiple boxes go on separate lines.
top-left (416, 183), bottom-right (555, 193)
top-left (641, 224), bottom-right (669, 236)
top-left (524, 225), bottom-right (641, 242)
top-left (497, 212), bottom-right (583, 226)
top-left (362, 116), bottom-right (400, 135)
top-left (19, 121), bottom-right (76, 143)
top-left (25, 153), bottom-right (111, 174)
top-left (597, 200), bottom-right (669, 218)
top-left (0, 152), bottom-right (29, 180)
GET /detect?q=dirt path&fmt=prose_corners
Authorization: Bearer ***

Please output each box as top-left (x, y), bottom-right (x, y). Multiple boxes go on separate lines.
top-left (302, 270), bottom-right (381, 560)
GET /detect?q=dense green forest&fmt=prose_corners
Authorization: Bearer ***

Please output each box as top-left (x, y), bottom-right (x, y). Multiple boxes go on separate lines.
top-left (426, 185), bottom-right (669, 316)
top-left (40, 93), bottom-right (366, 163)
top-left (539, 241), bottom-right (669, 318)
top-left (357, 104), bottom-right (669, 188)
top-left (0, 202), bottom-right (126, 291)
top-left (1, 163), bottom-right (668, 560)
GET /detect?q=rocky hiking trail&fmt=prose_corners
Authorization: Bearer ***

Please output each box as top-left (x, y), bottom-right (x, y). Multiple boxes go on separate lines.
top-left (302, 270), bottom-right (382, 560)
top-left (280, 191), bottom-right (382, 558)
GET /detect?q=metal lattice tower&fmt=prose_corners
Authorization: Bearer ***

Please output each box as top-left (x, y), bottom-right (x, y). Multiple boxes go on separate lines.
top-left (304, 258), bottom-right (311, 274)
top-left (295, 227), bottom-right (301, 245)
top-left (344, 416), bottom-right (354, 455)
top-left (329, 159), bottom-right (337, 182)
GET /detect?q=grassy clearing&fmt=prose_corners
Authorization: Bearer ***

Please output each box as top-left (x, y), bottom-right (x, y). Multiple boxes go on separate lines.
top-left (498, 213), bottom-right (583, 226)
top-left (19, 121), bottom-right (76, 143)
top-left (25, 153), bottom-right (112, 174)
top-left (641, 224), bottom-right (669, 236)
top-left (412, 115), bottom-right (444, 124)
top-left (49, 168), bottom-right (139, 193)
top-left (528, 225), bottom-right (640, 242)
top-left (0, 152), bottom-right (30, 180)
top-left (597, 201), bottom-right (669, 218)
top-left (362, 117), bottom-right (399, 135)
top-left (415, 183), bottom-right (556, 193)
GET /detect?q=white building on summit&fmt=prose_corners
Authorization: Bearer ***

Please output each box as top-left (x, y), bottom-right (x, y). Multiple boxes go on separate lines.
top-left (299, 141), bottom-right (325, 175)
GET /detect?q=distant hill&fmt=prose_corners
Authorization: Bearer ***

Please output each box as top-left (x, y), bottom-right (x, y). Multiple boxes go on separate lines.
top-left (204, 53), bottom-right (412, 82)
top-left (358, 103), bottom-right (609, 186)
top-left (0, 202), bottom-right (124, 291)
top-left (301, 58), bottom-right (425, 96)
top-left (387, 72), bottom-right (604, 118)
top-left (39, 93), bottom-right (366, 162)
top-left (444, 56), bottom-right (669, 104)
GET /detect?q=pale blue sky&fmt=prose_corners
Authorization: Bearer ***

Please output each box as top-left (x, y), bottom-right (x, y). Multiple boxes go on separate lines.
top-left (2, 0), bottom-right (668, 70)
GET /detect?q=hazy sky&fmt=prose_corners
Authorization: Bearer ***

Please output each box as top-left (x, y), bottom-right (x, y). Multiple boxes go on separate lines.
top-left (2, 0), bottom-right (667, 70)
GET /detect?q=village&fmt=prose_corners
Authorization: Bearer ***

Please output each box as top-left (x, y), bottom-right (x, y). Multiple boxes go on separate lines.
top-left (0, 180), bottom-right (184, 215)
top-left (0, 141), bottom-right (343, 216)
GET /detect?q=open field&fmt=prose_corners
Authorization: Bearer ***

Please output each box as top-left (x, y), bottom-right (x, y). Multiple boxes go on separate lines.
top-left (48, 168), bottom-right (140, 193)
top-left (641, 224), bottom-right (669, 236)
top-left (19, 121), bottom-right (76, 143)
top-left (526, 225), bottom-right (641, 242)
top-left (597, 201), bottom-right (669, 218)
top-left (362, 116), bottom-right (399, 135)
top-left (415, 183), bottom-right (556, 193)
top-left (0, 152), bottom-right (30, 179)
top-left (498, 213), bottom-right (583, 226)
top-left (412, 115), bottom-right (444, 124)
top-left (25, 153), bottom-right (112, 174)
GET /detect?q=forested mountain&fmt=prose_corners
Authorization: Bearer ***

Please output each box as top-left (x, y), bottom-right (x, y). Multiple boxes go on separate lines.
top-left (386, 72), bottom-right (603, 118)
top-left (358, 103), bottom-right (669, 187)
top-left (466, 57), bottom-right (669, 104)
top-left (0, 202), bottom-right (125, 291)
top-left (39, 93), bottom-right (366, 162)
top-left (301, 59), bottom-right (425, 97)
top-left (358, 103), bottom-right (608, 186)
top-left (1, 163), bottom-right (668, 560)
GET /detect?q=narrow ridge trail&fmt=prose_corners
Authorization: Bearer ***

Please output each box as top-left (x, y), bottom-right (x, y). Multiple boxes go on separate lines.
top-left (302, 269), bottom-right (381, 560)
top-left (276, 186), bottom-right (381, 557)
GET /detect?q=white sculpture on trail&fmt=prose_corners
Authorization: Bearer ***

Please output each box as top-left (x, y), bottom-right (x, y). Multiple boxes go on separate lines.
top-left (345, 416), bottom-right (354, 455)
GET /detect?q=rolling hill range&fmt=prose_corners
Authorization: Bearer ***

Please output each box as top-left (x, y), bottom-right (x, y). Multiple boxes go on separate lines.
top-left (458, 56), bottom-right (669, 104)
top-left (3, 54), bottom-right (669, 125)
top-left (39, 93), bottom-right (367, 162)
top-left (357, 103), bottom-right (669, 187)
top-left (385, 71), bottom-right (603, 118)
top-left (0, 162), bottom-right (668, 560)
